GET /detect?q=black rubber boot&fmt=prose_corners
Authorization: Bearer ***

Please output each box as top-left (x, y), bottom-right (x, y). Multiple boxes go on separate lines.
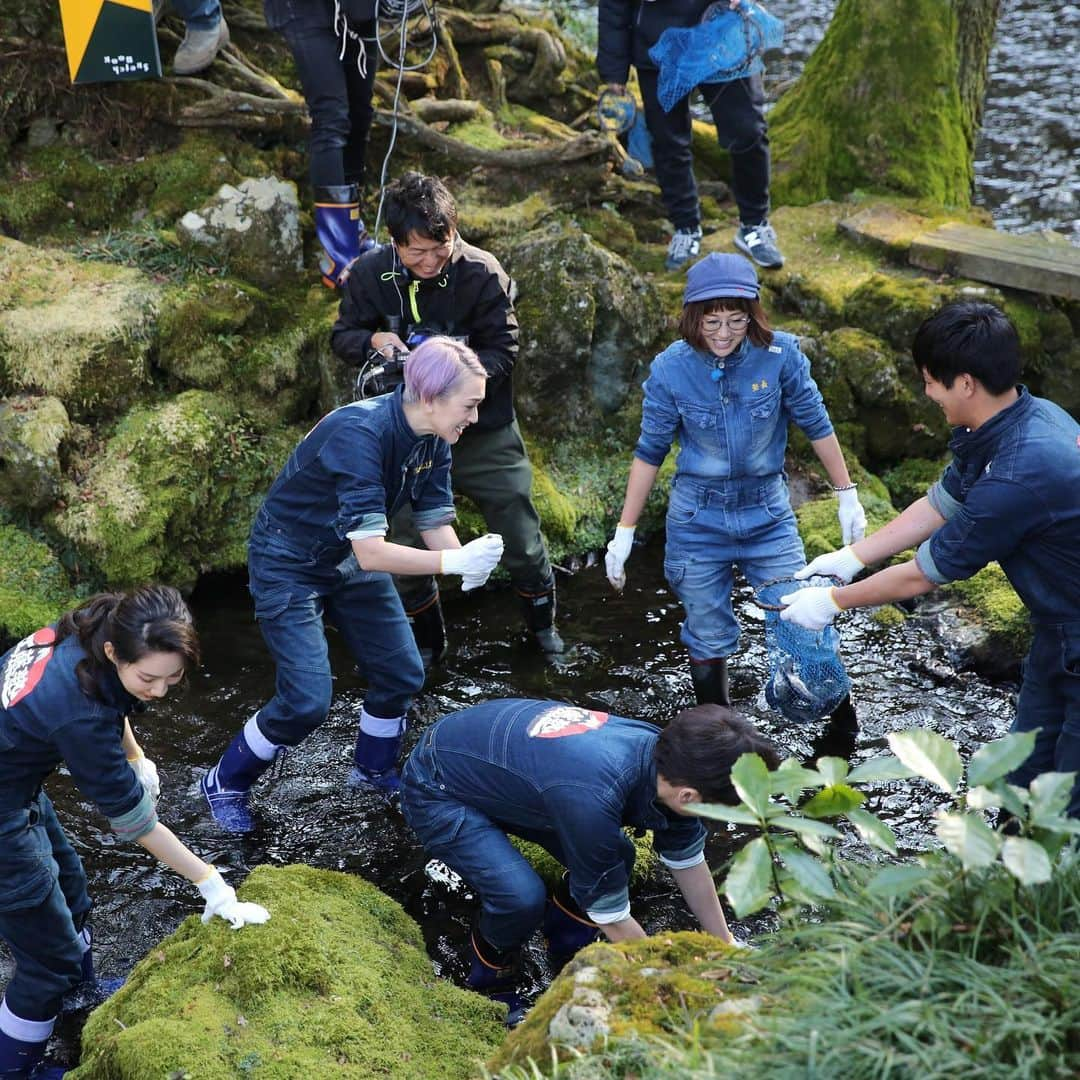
top-left (517, 578), bottom-right (564, 656)
top-left (690, 659), bottom-right (731, 706)
top-left (807, 694), bottom-right (859, 764)
top-left (405, 590), bottom-right (447, 670)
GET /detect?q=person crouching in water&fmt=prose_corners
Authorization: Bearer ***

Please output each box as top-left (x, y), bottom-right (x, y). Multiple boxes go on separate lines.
top-left (201, 338), bottom-right (504, 831)
top-left (604, 252), bottom-right (866, 719)
top-left (0, 586), bottom-right (269, 1080)
top-left (400, 697), bottom-right (779, 1024)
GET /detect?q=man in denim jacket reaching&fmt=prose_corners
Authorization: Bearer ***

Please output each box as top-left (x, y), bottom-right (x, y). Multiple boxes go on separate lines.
top-left (782, 301), bottom-right (1080, 818)
top-left (400, 698), bottom-right (778, 1023)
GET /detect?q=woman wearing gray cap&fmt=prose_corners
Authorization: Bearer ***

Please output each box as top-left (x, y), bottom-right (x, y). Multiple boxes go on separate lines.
top-left (604, 252), bottom-right (865, 711)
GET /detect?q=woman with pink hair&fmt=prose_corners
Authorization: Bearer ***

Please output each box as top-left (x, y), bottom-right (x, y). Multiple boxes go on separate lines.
top-left (202, 338), bottom-right (504, 830)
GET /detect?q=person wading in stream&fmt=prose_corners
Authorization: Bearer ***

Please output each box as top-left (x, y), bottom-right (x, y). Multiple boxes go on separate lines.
top-left (201, 338), bottom-right (504, 832)
top-left (400, 697), bottom-right (779, 1024)
top-left (0, 586), bottom-right (269, 1080)
top-left (781, 301), bottom-right (1080, 819)
top-left (605, 252), bottom-right (865, 726)
top-left (331, 172), bottom-right (565, 662)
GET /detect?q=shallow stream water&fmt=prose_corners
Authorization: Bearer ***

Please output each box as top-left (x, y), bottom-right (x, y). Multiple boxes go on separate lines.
top-left (10, 545), bottom-right (1016, 1066)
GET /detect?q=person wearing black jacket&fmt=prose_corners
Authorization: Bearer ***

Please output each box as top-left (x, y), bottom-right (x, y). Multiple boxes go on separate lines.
top-left (331, 172), bottom-right (563, 658)
top-left (597, 0), bottom-right (783, 272)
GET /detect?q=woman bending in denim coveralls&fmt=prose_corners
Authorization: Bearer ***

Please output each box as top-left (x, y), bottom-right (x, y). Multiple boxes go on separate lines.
top-left (0, 587), bottom-right (269, 1080)
top-left (605, 252), bottom-right (866, 712)
top-left (201, 338), bottom-right (504, 833)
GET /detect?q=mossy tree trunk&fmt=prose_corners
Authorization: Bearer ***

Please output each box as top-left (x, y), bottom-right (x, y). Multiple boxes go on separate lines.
top-left (769, 0), bottom-right (1001, 207)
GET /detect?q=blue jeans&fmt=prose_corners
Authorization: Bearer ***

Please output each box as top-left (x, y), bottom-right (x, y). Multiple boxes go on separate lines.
top-left (248, 536), bottom-right (424, 746)
top-left (265, 0), bottom-right (377, 187)
top-left (663, 474), bottom-right (805, 660)
top-left (171, 0), bottom-right (221, 31)
top-left (1007, 621), bottom-right (1080, 819)
top-left (401, 734), bottom-right (613, 952)
top-left (0, 794), bottom-right (91, 1021)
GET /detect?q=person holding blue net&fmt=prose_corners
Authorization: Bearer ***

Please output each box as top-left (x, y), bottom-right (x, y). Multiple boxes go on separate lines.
top-left (597, 0), bottom-right (785, 271)
top-left (604, 252), bottom-right (865, 724)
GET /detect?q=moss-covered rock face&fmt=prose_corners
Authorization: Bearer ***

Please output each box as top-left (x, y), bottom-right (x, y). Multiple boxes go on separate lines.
top-left (941, 562), bottom-right (1031, 671)
top-left (51, 391), bottom-right (299, 588)
top-left (882, 455), bottom-right (951, 510)
top-left (0, 525), bottom-right (77, 643)
top-left (505, 223), bottom-right (665, 430)
top-left (488, 933), bottom-right (752, 1075)
top-left (512, 829), bottom-right (657, 892)
top-left (0, 238), bottom-right (159, 418)
top-left (794, 477), bottom-right (895, 563)
top-left (70, 864), bottom-right (505, 1080)
top-left (0, 394), bottom-right (70, 510)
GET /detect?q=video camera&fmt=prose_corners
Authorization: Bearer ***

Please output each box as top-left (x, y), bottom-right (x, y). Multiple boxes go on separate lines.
top-left (353, 324), bottom-right (470, 400)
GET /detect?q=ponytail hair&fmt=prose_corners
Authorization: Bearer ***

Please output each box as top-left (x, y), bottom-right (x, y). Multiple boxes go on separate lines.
top-left (403, 336), bottom-right (487, 405)
top-left (55, 585), bottom-right (200, 700)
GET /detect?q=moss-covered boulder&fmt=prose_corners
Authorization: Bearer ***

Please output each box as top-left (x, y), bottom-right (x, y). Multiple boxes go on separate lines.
top-left (52, 391), bottom-right (299, 587)
top-left (794, 471), bottom-right (896, 562)
top-left (0, 525), bottom-right (77, 644)
top-left (817, 327), bottom-right (946, 463)
top-left (512, 829), bottom-right (657, 892)
top-left (70, 864), bottom-right (505, 1080)
top-left (0, 238), bottom-right (159, 417)
top-left (505, 223), bottom-right (665, 430)
top-left (488, 933), bottom-right (752, 1075)
top-left (882, 455), bottom-right (951, 510)
top-left (0, 394), bottom-right (70, 510)
top-left (938, 562), bottom-right (1031, 674)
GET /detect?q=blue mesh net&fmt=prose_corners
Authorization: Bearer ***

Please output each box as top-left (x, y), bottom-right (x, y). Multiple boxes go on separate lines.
top-left (648, 1), bottom-right (785, 113)
top-left (756, 575), bottom-right (850, 725)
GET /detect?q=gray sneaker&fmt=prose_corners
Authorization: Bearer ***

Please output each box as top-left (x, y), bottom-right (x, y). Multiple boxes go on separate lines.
top-left (734, 220), bottom-right (784, 269)
top-left (173, 16), bottom-right (229, 76)
top-left (665, 226), bottom-right (703, 271)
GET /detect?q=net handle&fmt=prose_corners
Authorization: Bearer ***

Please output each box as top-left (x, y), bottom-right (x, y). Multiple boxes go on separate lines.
top-left (751, 574), bottom-right (844, 612)
top-left (596, 87), bottom-right (636, 135)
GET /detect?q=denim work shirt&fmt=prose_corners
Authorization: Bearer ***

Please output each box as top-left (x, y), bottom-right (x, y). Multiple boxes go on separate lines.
top-left (634, 333), bottom-right (834, 483)
top-left (412, 698), bottom-right (707, 922)
top-left (0, 628), bottom-right (155, 840)
top-left (256, 388), bottom-right (455, 566)
top-left (916, 387), bottom-right (1080, 623)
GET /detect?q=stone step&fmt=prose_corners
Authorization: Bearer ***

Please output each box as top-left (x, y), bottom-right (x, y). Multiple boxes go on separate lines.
top-left (909, 222), bottom-right (1080, 301)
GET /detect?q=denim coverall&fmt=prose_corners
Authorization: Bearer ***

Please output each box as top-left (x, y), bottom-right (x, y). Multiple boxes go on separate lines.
top-left (400, 699), bottom-right (707, 950)
top-left (247, 390), bottom-right (455, 748)
top-left (0, 629), bottom-right (156, 1020)
top-left (915, 388), bottom-right (1080, 816)
top-left (635, 333), bottom-right (833, 660)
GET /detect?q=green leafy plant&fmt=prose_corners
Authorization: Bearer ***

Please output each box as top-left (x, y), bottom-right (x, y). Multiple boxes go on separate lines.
top-left (695, 728), bottom-right (1079, 917)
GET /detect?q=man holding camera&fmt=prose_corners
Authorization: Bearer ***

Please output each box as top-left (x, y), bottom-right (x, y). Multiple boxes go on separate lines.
top-left (331, 172), bottom-right (563, 660)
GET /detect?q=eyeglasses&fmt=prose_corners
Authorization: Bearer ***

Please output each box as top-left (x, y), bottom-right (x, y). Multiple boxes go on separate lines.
top-left (702, 315), bottom-right (750, 334)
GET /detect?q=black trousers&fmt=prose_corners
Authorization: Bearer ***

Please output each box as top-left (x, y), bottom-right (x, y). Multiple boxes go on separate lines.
top-left (638, 67), bottom-right (770, 230)
top-left (268, 0), bottom-right (377, 187)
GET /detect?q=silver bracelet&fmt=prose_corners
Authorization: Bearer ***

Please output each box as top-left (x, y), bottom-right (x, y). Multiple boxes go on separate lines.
top-left (833, 482), bottom-right (858, 493)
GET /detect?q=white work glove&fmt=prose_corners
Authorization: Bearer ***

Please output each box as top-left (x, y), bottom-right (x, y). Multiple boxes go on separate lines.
top-left (794, 545), bottom-right (866, 584)
top-left (837, 487), bottom-right (867, 545)
top-left (779, 586), bottom-right (842, 632)
top-left (127, 752), bottom-right (160, 804)
top-left (441, 534), bottom-right (504, 588)
top-left (196, 868), bottom-right (271, 929)
top-left (604, 525), bottom-right (636, 590)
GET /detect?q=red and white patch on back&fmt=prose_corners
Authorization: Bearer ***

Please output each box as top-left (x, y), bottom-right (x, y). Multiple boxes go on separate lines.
top-left (527, 705), bottom-right (609, 739)
top-left (1, 626), bottom-right (57, 708)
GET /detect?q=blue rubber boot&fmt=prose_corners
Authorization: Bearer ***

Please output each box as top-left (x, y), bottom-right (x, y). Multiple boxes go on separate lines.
top-left (62, 927), bottom-right (124, 1010)
top-left (200, 718), bottom-right (277, 833)
top-left (467, 930), bottom-right (527, 1028)
top-left (350, 709), bottom-right (405, 796)
top-left (314, 184), bottom-right (373, 288)
top-left (543, 874), bottom-right (600, 970)
top-left (0, 1002), bottom-right (62, 1079)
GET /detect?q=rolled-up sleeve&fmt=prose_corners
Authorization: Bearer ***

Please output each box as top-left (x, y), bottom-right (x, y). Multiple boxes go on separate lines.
top-left (927, 461), bottom-right (964, 521)
top-left (633, 363), bottom-right (680, 466)
top-left (322, 426), bottom-right (391, 541)
top-left (654, 817), bottom-right (707, 870)
top-left (917, 477), bottom-right (1038, 585)
top-left (413, 441), bottom-right (456, 531)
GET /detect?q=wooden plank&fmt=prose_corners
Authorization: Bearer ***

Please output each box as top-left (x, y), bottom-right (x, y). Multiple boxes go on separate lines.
top-left (909, 223), bottom-right (1080, 300)
top-left (837, 205), bottom-right (932, 260)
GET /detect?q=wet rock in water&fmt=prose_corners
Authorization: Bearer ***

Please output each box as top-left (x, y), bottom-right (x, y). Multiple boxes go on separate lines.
top-left (0, 393), bottom-right (69, 510)
top-left (0, 237), bottom-right (159, 419)
top-left (70, 864), bottom-right (505, 1080)
top-left (177, 177), bottom-right (303, 290)
top-left (489, 933), bottom-right (748, 1073)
